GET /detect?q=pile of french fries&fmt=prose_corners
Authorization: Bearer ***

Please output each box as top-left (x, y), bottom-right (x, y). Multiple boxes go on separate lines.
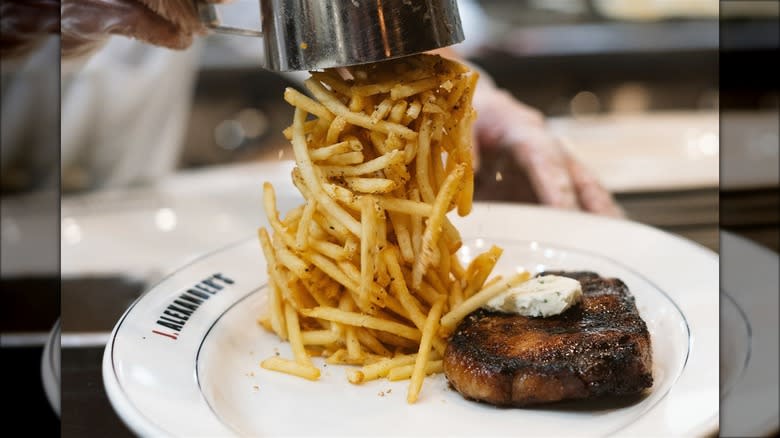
top-left (258, 54), bottom-right (530, 403)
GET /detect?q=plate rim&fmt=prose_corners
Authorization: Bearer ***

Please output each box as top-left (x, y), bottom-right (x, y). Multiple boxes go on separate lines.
top-left (102, 236), bottom-right (251, 438)
top-left (41, 318), bottom-right (61, 417)
top-left (103, 203), bottom-right (720, 436)
top-left (719, 230), bottom-right (779, 436)
top-left (195, 238), bottom-right (693, 437)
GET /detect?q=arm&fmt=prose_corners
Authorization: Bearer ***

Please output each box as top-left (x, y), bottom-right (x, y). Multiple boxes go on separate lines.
top-left (432, 46), bottom-right (623, 217)
top-left (60, 0), bottom-right (223, 59)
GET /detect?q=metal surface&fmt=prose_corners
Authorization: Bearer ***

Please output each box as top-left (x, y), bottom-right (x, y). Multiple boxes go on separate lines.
top-left (196, 0), bottom-right (464, 71)
top-left (196, 1), bottom-right (264, 37)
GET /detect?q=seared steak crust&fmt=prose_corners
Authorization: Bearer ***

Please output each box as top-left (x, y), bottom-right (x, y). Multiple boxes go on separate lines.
top-left (444, 271), bottom-right (653, 406)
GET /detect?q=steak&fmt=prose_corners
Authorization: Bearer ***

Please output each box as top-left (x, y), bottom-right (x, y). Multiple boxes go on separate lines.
top-left (443, 271), bottom-right (653, 406)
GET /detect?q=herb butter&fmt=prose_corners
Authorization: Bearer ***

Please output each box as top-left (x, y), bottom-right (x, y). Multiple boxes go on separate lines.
top-left (483, 275), bottom-right (583, 317)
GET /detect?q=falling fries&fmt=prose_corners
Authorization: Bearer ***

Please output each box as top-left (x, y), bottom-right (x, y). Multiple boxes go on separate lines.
top-left (258, 54), bottom-right (520, 404)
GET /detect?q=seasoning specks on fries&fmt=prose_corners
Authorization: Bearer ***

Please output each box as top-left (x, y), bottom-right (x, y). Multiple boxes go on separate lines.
top-left (258, 54), bottom-right (524, 403)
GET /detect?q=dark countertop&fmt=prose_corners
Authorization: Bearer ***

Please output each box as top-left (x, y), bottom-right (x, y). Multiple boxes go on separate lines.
top-left (61, 348), bottom-right (134, 438)
top-left (1, 344), bottom-right (133, 438)
top-left (2, 346), bottom-right (60, 436)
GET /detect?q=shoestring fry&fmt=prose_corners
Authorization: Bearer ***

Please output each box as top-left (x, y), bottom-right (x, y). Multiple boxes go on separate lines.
top-left (258, 54), bottom-right (529, 403)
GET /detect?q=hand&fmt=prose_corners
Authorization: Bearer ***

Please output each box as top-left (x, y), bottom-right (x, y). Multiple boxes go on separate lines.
top-left (61, 0), bottom-right (225, 58)
top-left (0, 1), bottom-right (59, 60)
top-left (472, 79), bottom-right (624, 218)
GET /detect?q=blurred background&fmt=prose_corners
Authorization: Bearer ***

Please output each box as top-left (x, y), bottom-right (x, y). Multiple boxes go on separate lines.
top-left (1, 0), bottom-right (778, 436)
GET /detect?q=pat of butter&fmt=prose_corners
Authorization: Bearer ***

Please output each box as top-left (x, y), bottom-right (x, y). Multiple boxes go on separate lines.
top-left (483, 275), bottom-right (583, 317)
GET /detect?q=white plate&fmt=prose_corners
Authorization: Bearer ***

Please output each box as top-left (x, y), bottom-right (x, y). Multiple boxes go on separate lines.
top-left (720, 231), bottom-right (779, 436)
top-left (103, 204), bottom-right (719, 437)
top-left (41, 319), bottom-right (61, 417)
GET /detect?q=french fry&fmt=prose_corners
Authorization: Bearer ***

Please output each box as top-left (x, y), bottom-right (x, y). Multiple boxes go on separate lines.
top-left (261, 55), bottom-right (490, 403)
top-left (462, 245), bottom-right (503, 298)
top-left (437, 238), bottom-right (451, 284)
top-left (448, 278), bottom-right (464, 309)
top-left (371, 97), bottom-right (394, 123)
top-left (409, 188), bottom-right (423, 258)
top-left (373, 330), bottom-right (418, 351)
top-left (351, 82), bottom-right (395, 97)
top-left (340, 295), bottom-right (363, 361)
top-left (391, 77), bottom-right (440, 100)
top-left (381, 294), bottom-right (409, 322)
top-left (281, 204), bottom-right (305, 227)
top-left (378, 197), bottom-right (433, 217)
top-left (343, 177), bottom-right (396, 194)
top-left (305, 252), bottom-right (359, 296)
top-left (302, 277), bottom-right (336, 308)
top-left (374, 205), bottom-right (391, 289)
top-left (347, 354), bottom-right (418, 384)
top-left (310, 239), bottom-right (349, 261)
top-left (285, 302), bottom-right (311, 365)
top-left (389, 100), bottom-right (408, 123)
top-left (482, 275), bottom-right (504, 290)
top-left (383, 248), bottom-right (427, 330)
top-left (359, 196), bottom-right (379, 309)
top-left (309, 141), bottom-right (353, 161)
top-left (308, 222), bottom-right (329, 243)
top-left (440, 271), bottom-right (531, 335)
top-left (320, 149), bottom-right (404, 177)
top-left (300, 330), bottom-right (340, 346)
top-left (258, 228), bottom-right (298, 311)
top-left (424, 269), bottom-right (450, 298)
top-left (305, 79), bottom-right (418, 140)
top-left (415, 279), bottom-right (444, 307)
top-left (387, 211), bottom-right (414, 263)
top-left (289, 280), bottom-right (318, 310)
top-left (267, 276), bottom-right (287, 340)
top-left (325, 116), bottom-right (349, 144)
top-left (415, 118), bottom-right (436, 204)
top-left (261, 357), bottom-right (320, 381)
top-left (355, 328), bottom-right (393, 357)
top-left (289, 107), bottom-right (361, 236)
top-left (311, 117), bottom-right (331, 144)
top-left (313, 210), bottom-right (350, 242)
top-left (404, 100), bottom-right (422, 123)
top-left (258, 317), bottom-right (272, 332)
top-left (282, 119), bottom-right (319, 141)
top-left (326, 349), bottom-right (382, 365)
top-left (273, 237), bottom-right (312, 280)
top-left (322, 183), bottom-right (358, 207)
top-left (412, 164), bottom-right (465, 288)
top-left (324, 151), bottom-right (365, 165)
top-left (384, 249), bottom-right (448, 356)
top-left (325, 348), bottom-right (349, 365)
top-left (403, 141), bottom-right (417, 164)
top-left (262, 182), bottom-right (287, 234)
top-left (301, 307), bottom-right (421, 341)
top-left (283, 87), bottom-right (333, 122)
top-left (343, 237), bottom-right (359, 259)
top-left (408, 297), bottom-right (445, 403)
top-left (387, 360), bottom-right (443, 381)
top-left (311, 71), bottom-right (353, 97)
top-left (348, 93), bottom-right (367, 112)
